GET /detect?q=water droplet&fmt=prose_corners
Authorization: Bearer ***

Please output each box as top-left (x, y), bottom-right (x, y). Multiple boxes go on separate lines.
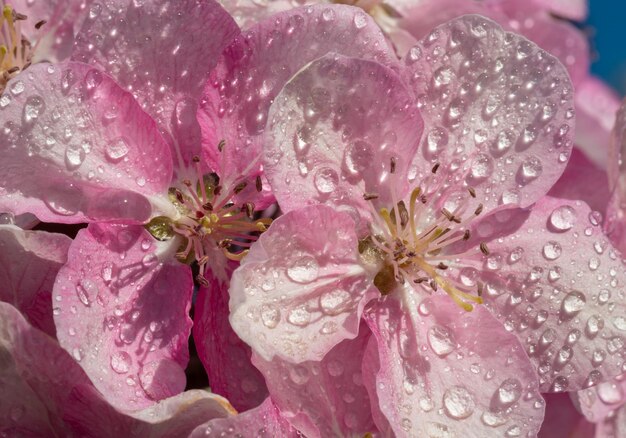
top-left (106, 137), bottom-right (130, 162)
top-left (519, 156), bottom-right (542, 183)
top-left (497, 378), bottom-right (522, 407)
top-left (142, 253), bottom-right (158, 267)
top-left (23, 96), bottom-right (45, 124)
top-left (433, 66), bottom-right (453, 87)
top-left (9, 80), bottom-right (24, 95)
top-left (468, 153), bottom-right (493, 182)
top-left (322, 8), bottom-right (335, 21)
top-left (320, 288), bottom-right (351, 315)
top-left (76, 279), bottom-right (98, 306)
top-left (443, 386), bottom-right (475, 419)
top-left (287, 306), bottom-right (310, 326)
top-left (314, 167), bottom-right (338, 194)
top-left (597, 381), bottom-right (624, 404)
top-left (260, 304), bottom-right (280, 328)
top-left (426, 127), bottom-right (448, 157)
top-left (550, 205), bottom-right (576, 231)
top-left (72, 348), bottom-right (82, 361)
top-left (326, 360), bottom-right (344, 377)
top-left (586, 315), bottom-right (604, 337)
top-left (561, 291), bottom-right (586, 317)
top-left (65, 145), bottom-right (86, 170)
top-left (85, 69), bottom-right (103, 90)
top-left (289, 365), bottom-right (310, 385)
top-left (542, 241), bottom-right (562, 260)
top-left (613, 316), bottom-right (626, 331)
top-left (353, 12), bottom-right (367, 29)
top-left (286, 256), bottom-right (319, 283)
top-left (427, 325), bottom-right (456, 356)
top-left (110, 351), bottom-right (132, 374)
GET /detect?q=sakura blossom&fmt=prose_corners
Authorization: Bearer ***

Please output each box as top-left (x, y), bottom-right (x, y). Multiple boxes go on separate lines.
top-left (229, 13), bottom-right (626, 437)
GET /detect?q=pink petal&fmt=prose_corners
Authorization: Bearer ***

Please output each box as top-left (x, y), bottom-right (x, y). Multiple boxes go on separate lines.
top-left (264, 54), bottom-right (423, 216)
top-left (218, 0), bottom-right (303, 30)
top-left (53, 223), bottom-right (193, 410)
top-left (363, 295), bottom-right (545, 437)
top-left (0, 225), bottom-right (71, 337)
top-left (575, 375), bottom-right (626, 423)
top-left (0, 62), bottom-right (172, 223)
top-left (229, 204), bottom-right (378, 363)
top-left (72, 0), bottom-right (239, 163)
top-left (0, 302), bottom-right (92, 436)
top-left (8, 0), bottom-right (89, 62)
top-left (193, 263), bottom-right (268, 412)
top-left (539, 393), bottom-right (595, 438)
top-left (532, 0), bottom-right (588, 20)
top-left (548, 148), bottom-right (611, 215)
top-left (461, 196), bottom-right (626, 392)
top-left (64, 386), bottom-right (236, 436)
top-left (251, 325), bottom-right (375, 437)
top-left (403, 15), bottom-right (574, 210)
top-left (575, 77), bottom-right (620, 168)
top-left (190, 397), bottom-right (299, 437)
top-left (199, 4), bottom-right (397, 185)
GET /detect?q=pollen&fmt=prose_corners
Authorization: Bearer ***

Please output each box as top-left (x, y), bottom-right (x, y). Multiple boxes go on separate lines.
top-left (0, 3), bottom-right (40, 93)
top-left (362, 160), bottom-right (489, 312)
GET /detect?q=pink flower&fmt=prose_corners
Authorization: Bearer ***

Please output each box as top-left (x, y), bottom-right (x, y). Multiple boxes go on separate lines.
top-left (229, 14), bottom-right (626, 436)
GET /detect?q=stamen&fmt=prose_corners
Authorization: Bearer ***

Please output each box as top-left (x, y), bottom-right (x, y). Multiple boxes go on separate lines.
top-left (480, 242), bottom-right (490, 255)
top-left (34, 20), bottom-right (46, 29)
top-left (196, 274), bottom-right (210, 287)
top-left (217, 139), bottom-right (226, 152)
top-left (431, 163), bottom-right (440, 174)
top-left (467, 187), bottom-right (476, 198)
top-left (255, 175), bottom-right (262, 192)
top-left (474, 204), bottom-right (484, 216)
top-left (363, 192), bottom-right (379, 201)
top-left (390, 156), bottom-right (397, 174)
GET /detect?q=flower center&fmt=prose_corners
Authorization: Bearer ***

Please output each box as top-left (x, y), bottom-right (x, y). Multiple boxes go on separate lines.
top-left (145, 155), bottom-right (271, 286)
top-left (361, 161), bottom-right (487, 311)
top-left (0, 4), bottom-right (43, 93)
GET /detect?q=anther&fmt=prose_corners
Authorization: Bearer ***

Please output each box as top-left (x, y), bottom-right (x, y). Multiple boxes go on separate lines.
top-left (414, 277), bottom-right (428, 284)
top-left (234, 181), bottom-right (247, 194)
top-left (420, 195), bottom-right (427, 204)
top-left (7, 66), bottom-right (19, 74)
top-left (174, 189), bottom-right (185, 204)
top-left (214, 186), bottom-right (222, 196)
top-left (463, 229), bottom-right (471, 240)
top-left (429, 280), bottom-right (438, 291)
top-left (363, 193), bottom-right (379, 201)
top-left (192, 155), bottom-right (201, 163)
top-left (182, 179), bottom-right (192, 187)
top-left (13, 11), bottom-right (27, 21)
top-left (441, 208), bottom-right (454, 221)
top-left (218, 239), bottom-right (232, 248)
top-left (474, 203), bottom-right (483, 216)
top-left (390, 157), bottom-right (397, 174)
top-left (451, 216), bottom-right (461, 224)
top-left (196, 274), bottom-right (210, 287)
top-left (467, 187), bottom-right (476, 198)
top-left (431, 163), bottom-right (440, 174)
top-left (255, 175), bottom-right (262, 192)
top-left (217, 139), bottom-right (226, 152)
top-left (480, 242), bottom-right (490, 255)
top-left (202, 202), bottom-right (213, 211)
top-left (437, 262), bottom-right (448, 270)
top-left (242, 202), bottom-right (255, 219)
top-left (35, 20), bottom-right (46, 29)
top-left (477, 282), bottom-right (484, 297)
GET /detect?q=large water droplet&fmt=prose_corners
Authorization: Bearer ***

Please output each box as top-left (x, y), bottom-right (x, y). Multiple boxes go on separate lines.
top-left (76, 279), bottom-right (98, 306)
top-left (105, 137), bottom-right (130, 162)
top-left (542, 241), bottom-right (562, 260)
top-left (23, 95), bottom-right (45, 124)
top-left (468, 153), bottom-right (493, 183)
top-left (497, 378), bottom-right (522, 407)
top-left (597, 381), bottom-right (624, 404)
top-left (314, 167), bottom-right (338, 194)
top-left (519, 156), bottom-right (542, 183)
top-left (286, 256), bottom-right (319, 283)
top-left (550, 205), bottom-right (576, 231)
top-left (427, 325), bottom-right (456, 357)
top-left (65, 145), bottom-right (86, 170)
top-left (443, 386), bottom-right (475, 419)
top-left (287, 306), bottom-right (311, 326)
top-left (561, 291), bottom-right (586, 317)
top-left (260, 304), bottom-right (280, 328)
top-left (320, 288), bottom-right (351, 315)
top-left (110, 351), bottom-right (132, 374)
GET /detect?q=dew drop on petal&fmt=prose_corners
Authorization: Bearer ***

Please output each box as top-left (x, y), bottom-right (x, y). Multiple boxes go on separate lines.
top-left (597, 381), bottom-right (624, 404)
top-left (320, 288), bottom-right (351, 315)
top-left (314, 167), bottom-right (338, 194)
top-left (561, 291), bottom-right (586, 317)
top-left (286, 256), bottom-right (319, 283)
top-left (260, 304), bottom-right (280, 329)
top-left (550, 205), bottom-right (576, 231)
top-left (443, 386), bottom-right (475, 419)
top-left (497, 378), bottom-right (522, 407)
top-left (287, 306), bottom-right (311, 326)
top-left (105, 137), bottom-right (130, 162)
top-left (110, 351), bottom-right (132, 374)
top-left (542, 241), bottom-right (562, 260)
top-left (427, 325), bottom-right (456, 357)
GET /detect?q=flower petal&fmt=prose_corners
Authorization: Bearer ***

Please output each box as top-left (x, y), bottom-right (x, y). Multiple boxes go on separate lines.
top-left (460, 196), bottom-right (626, 391)
top-left (402, 15), bottom-right (574, 210)
top-left (199, 4), bottom-right (397, 183)
top-left (575, 375), bottom-right (626, 423)
top-left (538, 393), bottom-right (595, 438)
top-left (64, 386), bottom-right (235, 436)
top-left (0, 62), bottom-right (172, 223)
top-left (193, 264), bottom-right (268, 412)
top-left (72, 0), bottom-right (239, 163)
top-left (0, 302), bottom-right (92, 436)
top-left (363, 294), bottom-right (545, 438)
top-left (0, 225), bottom-right (71, 337)
top-left (251, 324), bottom-right (375, 437)
top-left (264, 54), bottom-right (422, 217)
top-left (53, 223), bottom-right (193, 410)
top-left (190, 397), bottom-right (299, 437)
top-left (532, 0), bottom-right (588, 20)
top-left (229, 204), bottom-right (378, 363)
top-left (548, 148), bottom-right (611, 215)
top-left (575, 77), bottom-right (620, 168)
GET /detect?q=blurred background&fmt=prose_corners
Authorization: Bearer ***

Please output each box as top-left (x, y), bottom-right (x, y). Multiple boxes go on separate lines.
top-left (588, 2), bottom-right (626, 95)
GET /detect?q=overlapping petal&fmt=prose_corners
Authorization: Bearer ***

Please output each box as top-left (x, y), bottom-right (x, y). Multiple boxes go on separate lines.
top-left (252, 325), bottom-right (375, 437)
top-left (199, 4), bottom-right (397, 181)
top-left (230, 204), bottom-right (378, 363)
top-left (363, 294), bottom-right (545, 438)
top-left (532, 0), bottom-right (588, 20)
top-left (53, 223), bottom-right (193, 410)
top-left (402, 15), bottom-right (575, 210)
top-left (193, 264), bottom-right (268, 412)
top-left (576, 376), bottom-right (626, 423)
top-left (72, 0), bottom-right (239, 163)
top-left (457, 196), bottom-right (626, 391)
top-left (0, 225), bottom-right (71, 336)
top-left (0, 62), bottom-right (172, 223)
top-left (538, 393), bottom-right (594, 438)
top-left (264, 54), bottom-right (422, 217)
top-left (190, 397), bottom-right (298, 437)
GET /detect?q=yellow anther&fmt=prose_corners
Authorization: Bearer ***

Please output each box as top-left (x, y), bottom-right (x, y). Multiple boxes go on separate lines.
top-left (379, 208), bottom-right (396, 237)
top-left (209, 213), bottom-right (219, 223)
top-left (3, 5), bottom-right (13, 21)
top-left (0, 45), bottom-right (6, 66)
top-left (256, 222), bottom-right (267, 232)
top-left (224, 249), bottom-right (249, 261)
